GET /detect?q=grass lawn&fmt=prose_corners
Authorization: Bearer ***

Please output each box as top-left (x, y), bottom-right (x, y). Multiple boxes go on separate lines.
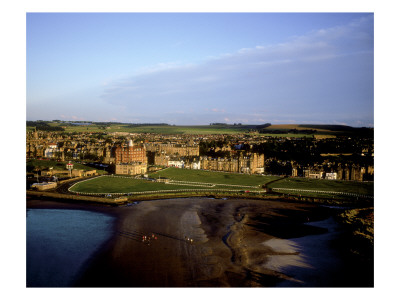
top-left (268, 177), bottom-right (374, 196)
top-left (69, 172), bottom-right (374, 199)
top-left (69, 176), bottom-right (252, 194)
top-left (69, 168), bottom-right (279, 194)
top-left (148, 167), bottom-right (280, 187)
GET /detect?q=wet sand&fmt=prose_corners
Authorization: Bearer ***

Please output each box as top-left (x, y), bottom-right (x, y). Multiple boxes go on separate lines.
top-left (27, 197), bottom-right (371, 287)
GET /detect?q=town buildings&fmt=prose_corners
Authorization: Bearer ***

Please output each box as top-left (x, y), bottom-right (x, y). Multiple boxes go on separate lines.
top-left (115, 163), bottom-right (147, 176)
top-left (26, 128), bottom-right (373, 181)
top-left (200, 153), bottom-right (264, 174)
top-left (301, 163), bottom-right (373, 182)
top-left (114, 140), bottom-right (148, 175)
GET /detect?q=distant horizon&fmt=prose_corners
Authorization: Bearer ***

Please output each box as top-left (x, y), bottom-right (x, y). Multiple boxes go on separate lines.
top-left (26, 119), bottom-right (374, 128)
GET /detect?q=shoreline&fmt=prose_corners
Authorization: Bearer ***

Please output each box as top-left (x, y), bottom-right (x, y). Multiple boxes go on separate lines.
top-left (27, 196), bottom-right (373, 287)
top-left (27, 187), bottom-right (372, 209)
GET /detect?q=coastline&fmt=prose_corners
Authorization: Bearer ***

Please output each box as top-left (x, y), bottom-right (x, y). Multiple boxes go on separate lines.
top-left (27, 188), bottom-right (372, 209)
top-left (27, 196), bottom-right (373, 287)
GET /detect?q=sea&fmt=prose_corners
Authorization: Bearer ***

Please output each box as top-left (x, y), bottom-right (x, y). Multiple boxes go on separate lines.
top-left (263, 217), bottom-right (345, 287)
top-left (26, 208), bottom-right (114, 287)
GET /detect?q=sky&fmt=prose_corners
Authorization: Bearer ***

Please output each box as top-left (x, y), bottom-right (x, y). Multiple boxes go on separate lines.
top-left (26, 12), bottom-right (374, 126)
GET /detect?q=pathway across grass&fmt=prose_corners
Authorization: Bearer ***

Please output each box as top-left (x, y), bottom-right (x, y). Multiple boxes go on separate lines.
top-left (69, 174), bottom-right (265, 195)
top-left (68, 168), bottom-right (373, 200)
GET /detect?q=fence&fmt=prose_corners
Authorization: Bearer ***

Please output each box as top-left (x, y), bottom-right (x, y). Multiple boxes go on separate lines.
top-left (68, 175), bottom-right (264, 196)
top-left (67, 175), bottom-right (373, 199)
top-left (271, 187), bottom-right (373, 199)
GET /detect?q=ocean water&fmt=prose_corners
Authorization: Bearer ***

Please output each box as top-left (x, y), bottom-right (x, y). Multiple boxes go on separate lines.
top-left (26, 208), bottom-right (114, 287)
top-left (263, 217), bottom-right (346, 287)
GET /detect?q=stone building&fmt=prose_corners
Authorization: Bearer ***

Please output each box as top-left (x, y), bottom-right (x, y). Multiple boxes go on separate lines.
top-left (154, 153), bottom-right (170, 166)
top-left (145, 143), bottom-right (199, 157)
top-left (168, 159), bottom-right (185, 168)
top-left (325, 172), bottom-right (338, 180)
top-left (31, 182), bottom-right (57, 191)
top-left (41, 168), bottom-right (97, 177)
top-left (200, 153), bottom-right (264, 174)
top-left (303, 169), bottom-right (324, 179)
top-left (103, 146), bottom-right (115, 164)
top-left (113, 139), bottom-right (148, 175)
top-left (250, 153), bottom-right (265, 174)
top-left (292, 167), bottom-right (298, 177)
top-left (114, 139), bottom-right (147, 164)
top-left (185, 157), bottom-right (201, 170)
top-left (115, 163), bottom-right (147, 175)
top-left (201, 157), bottom-right (240, 173)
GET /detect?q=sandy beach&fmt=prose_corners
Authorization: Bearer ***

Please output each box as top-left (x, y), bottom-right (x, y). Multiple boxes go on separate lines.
top-left (27, 197), bottom-right (372, 287)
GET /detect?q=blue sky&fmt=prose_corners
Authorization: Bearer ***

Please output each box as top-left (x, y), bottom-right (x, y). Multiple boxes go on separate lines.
top-left (26, 13), bottom-right (374, 126)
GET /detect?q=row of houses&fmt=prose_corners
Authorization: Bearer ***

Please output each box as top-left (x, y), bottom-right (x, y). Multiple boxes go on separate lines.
top-left (27, 138), bottom-right (199, 165)
top-left (293, 164), bottom-right (374, 182)
top-left (113, 153), bottom-right (265, 176)
top-left (200, 153), bottom-right (264, 174)
top-left (40, 168), bottom-right (98, 178)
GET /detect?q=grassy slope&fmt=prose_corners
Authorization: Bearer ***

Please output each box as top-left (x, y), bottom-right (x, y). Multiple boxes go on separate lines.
top-left (38, 123), bottom-right (252, 135)
top-left (268, 177), bottom-right (373, 196)
top-left (70, 168), bottom-right (374, 195)
top-left (70, 176), bottom-right (253, 193)
top-left (267, 124), bottom-right (335, 132)
top-left (28, 122), bottom-right (316, 137)
top-left (103, 125), bottom-right (313, 137)
top-left (148, 167), bottom-right (279, 186)
top-left (70, 168), bottom-right (280, 193)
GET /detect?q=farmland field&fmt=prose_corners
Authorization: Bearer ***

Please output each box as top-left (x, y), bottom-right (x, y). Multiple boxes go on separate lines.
top-left (27, 121), bottom-right (372, 139)
top-left (27, 122), bottom-right (315, 137)
top-left (267, 124), bottom-right (333, 132)
top-left (28, 123), bottom-right (253, 135)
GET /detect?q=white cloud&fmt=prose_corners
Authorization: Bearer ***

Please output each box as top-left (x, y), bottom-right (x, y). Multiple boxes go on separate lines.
top-left (210, 108), bottom-right (225, 113)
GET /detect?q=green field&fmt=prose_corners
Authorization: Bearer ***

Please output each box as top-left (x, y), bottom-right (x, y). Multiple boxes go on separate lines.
top-left (268, 177), bottom-right (374, 196)
top-left (27, 121), bottom-right (372, 138)
top-left (27, 122), bottom-right (314, 137)
top-left (69, 176), bottom-right (260, 194)
top-left (69, 176), bottom-right (219, 193)
top-left (148, 167), bottom-right (279, 187)
top-left (27, 122), bottom-right (253, 135)
top-left (68, 170), bottom-right (374, 199)
top-left (111, 125), bottom-right (248, 135)
top-left (69, 168), bottom-right (278, 194)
